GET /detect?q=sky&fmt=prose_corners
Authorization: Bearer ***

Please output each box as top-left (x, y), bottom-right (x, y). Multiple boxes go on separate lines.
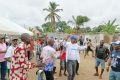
top-left (0, 0), bottom-right (120, 28)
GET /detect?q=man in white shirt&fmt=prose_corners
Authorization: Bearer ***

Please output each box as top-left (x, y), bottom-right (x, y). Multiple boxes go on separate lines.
top-left (4, 37), bottom-right (18, 78)
top-left (65, 35), bottom-right (87, 80)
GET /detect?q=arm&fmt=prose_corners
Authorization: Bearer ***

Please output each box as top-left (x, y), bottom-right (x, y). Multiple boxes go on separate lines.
top-left (0, 50), bottom-right (7, 53)
top-left (5, 58), bottom-right (11, 62)
top-left (106, 48), bottom-right (110, 59)
top-left (106, 58), bottom-right (112, 72)
top-left (95, 46), bottom-right (97, 58)
top-left (4, 47), bottom-right (12, 62)
top-left (79, 45), bottom-right (87, 51)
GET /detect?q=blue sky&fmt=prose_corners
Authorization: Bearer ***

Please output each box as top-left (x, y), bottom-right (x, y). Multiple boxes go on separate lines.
top-left (0, 0), bottom-right (120, 28)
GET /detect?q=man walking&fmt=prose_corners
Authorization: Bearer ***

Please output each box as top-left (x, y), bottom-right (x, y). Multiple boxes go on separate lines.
top-left (94, 40), bottom-right (109, 79)
top-left (65, 35), bottom-right (87, 80)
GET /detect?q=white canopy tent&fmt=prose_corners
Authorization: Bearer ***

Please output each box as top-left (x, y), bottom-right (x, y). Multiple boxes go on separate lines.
top-left (0, 17), bottom-right (33, 35)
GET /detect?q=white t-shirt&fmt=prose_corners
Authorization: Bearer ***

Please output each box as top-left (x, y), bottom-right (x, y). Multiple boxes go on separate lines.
top-left (64, 42), bottom-right (87, 63)
top-left (5, 45), bottom-right (16, 69)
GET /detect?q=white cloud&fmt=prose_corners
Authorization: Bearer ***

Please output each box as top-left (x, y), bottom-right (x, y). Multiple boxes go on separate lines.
top-left (0, 0), bottom-right (120, 28)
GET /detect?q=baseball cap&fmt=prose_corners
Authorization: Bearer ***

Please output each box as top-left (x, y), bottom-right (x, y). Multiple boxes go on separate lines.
top-left (70, 35), bottom-right (78, 40)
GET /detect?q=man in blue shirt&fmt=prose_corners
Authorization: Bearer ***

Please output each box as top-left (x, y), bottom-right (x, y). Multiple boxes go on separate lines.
top-left (106, 41), bottom-right (120, 80)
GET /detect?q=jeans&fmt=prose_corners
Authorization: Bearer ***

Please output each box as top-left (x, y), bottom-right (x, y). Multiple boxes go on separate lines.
top-left (0, 61), bottom-right (7, 80)
top-left (95, 58), bottom-right (105, 69)
top-left (67, 60), bottom-right (77, 80)
top-left (109, 70), bottom-right (120, 80)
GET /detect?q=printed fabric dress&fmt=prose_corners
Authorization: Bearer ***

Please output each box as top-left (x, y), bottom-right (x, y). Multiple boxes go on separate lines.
top-left (9, 42), bottom-right (35, 80)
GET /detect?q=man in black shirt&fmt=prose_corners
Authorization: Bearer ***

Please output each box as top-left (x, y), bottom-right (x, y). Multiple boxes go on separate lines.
top-left (94, 40), bottom-right (109, 79)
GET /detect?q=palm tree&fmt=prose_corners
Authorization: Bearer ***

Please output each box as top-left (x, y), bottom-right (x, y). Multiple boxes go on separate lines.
top-left (68, 15), bottom-right (89, 34)
top-left (43, 2), bottom-right (63, 31)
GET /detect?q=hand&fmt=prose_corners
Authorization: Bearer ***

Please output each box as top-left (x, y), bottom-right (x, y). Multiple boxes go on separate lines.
top-left (106, 66), bottom-right (109, 72)
top-left (37, 63), bottom-right (46, 67)
top-left (105, 58), bottom-right (108, 62)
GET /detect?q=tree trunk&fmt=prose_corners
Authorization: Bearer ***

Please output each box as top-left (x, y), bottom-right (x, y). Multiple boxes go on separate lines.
top-left (76, 25), bottom-right (80, 34)
top-left (53, 16), bottom-right (56, 32)
top-left (51, 14), bottom-right (56, 32)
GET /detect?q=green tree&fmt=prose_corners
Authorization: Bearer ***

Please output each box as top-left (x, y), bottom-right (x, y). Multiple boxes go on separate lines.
top-left (85, 27), bottom-right (92, 32)
top-left (92, 25), bottom-right (104, 33)
top-left (116, 27), bottom-right (120, 33)
top-left (42, 22), bottom-right (54, 32)
top-left (102, 19), bottom-right (118, 35)
top-left (35, 26), bottom-right (43, 32)
top-left (56, 21), bottom-right (70, 32)
top-left (68, 15), bottom-right (89, 34)
top-left (43, 2), bottom-right (63, 31)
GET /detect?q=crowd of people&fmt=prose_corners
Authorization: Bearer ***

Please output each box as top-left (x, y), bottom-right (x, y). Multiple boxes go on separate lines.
top-left (0, 33), bottom-right (120, 80)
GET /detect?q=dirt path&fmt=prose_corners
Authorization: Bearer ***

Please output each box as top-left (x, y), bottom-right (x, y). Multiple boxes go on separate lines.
top-left (28, 53), bottom-right (109, 80)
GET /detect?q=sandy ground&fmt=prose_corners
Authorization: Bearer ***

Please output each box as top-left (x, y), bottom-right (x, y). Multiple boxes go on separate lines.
top-left (28, 53), bottom-right (109, 80)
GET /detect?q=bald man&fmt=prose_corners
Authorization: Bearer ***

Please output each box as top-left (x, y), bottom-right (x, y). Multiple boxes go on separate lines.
top-left (9, 33), bottom-right (36, 80)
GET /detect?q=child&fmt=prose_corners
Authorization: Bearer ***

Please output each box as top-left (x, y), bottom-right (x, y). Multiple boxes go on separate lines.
top-left (59, 44), bottom-right (67, 76)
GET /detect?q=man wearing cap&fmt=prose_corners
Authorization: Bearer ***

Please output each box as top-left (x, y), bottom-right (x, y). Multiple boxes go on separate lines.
top-left (64, 35), bottom-right (87, 80)
top-left (4, 37), bottom-right (18, 78)
top-left (106, 40), bottom-right (120, 80)
top-left (0, 35), bottom-right (7, 80)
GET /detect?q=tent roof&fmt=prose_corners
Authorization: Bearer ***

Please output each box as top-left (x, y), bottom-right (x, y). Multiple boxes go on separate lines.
top-left (0, 17), bottom-right (33, 35)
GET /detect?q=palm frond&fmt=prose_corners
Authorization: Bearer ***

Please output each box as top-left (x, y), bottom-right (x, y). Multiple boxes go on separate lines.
top-left (54, 9), bottom-right (63, 12)
top-left (55, 14), bottom-right (61, 21)
top-left (45, 13), bottom-right (52, 21)
top-left (72, 16), bottom-right (76, 23)
top-left (67, 20), bottom-right (75, 25)
top-left (43, 8), bottom-right (51, 12)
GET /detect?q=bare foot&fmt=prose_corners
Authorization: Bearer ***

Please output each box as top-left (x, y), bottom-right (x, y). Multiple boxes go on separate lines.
top-left (94, 73), bottom-right (99, 76)
top-left (64, 73), bottom-right (67, 76)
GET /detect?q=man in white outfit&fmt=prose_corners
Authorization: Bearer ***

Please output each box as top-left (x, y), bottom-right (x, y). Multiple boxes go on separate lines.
top-left (4, 37), bottom-right (18, 78)
top-left (64, 35), bottom-right (87, 80)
